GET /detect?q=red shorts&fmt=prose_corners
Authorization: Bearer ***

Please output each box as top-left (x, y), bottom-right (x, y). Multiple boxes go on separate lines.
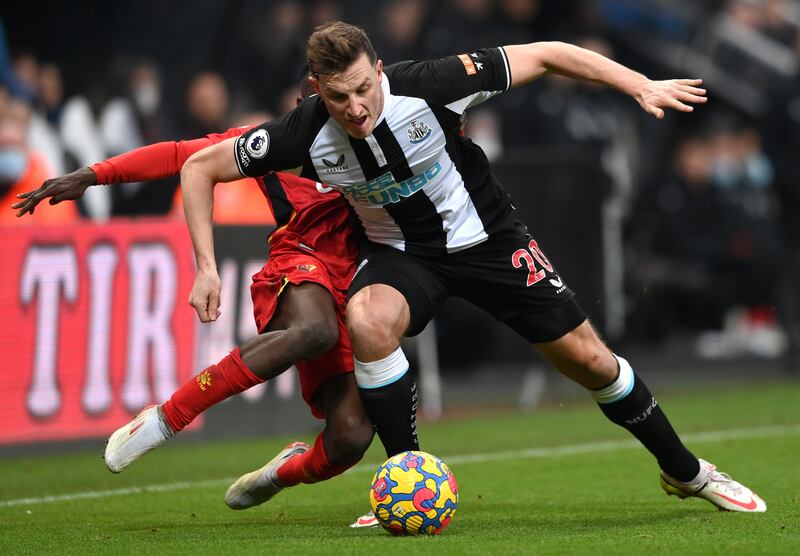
top-left (250, 251), bottom-right (353, 419)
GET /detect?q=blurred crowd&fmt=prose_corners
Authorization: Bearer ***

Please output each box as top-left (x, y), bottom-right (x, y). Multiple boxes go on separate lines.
top-left (2, 0), bottom-right (800, 362)
top-left (0, 47), bottom-right (275, 224)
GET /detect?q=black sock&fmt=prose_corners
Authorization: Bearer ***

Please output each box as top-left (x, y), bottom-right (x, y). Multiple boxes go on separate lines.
top-left (359, 371), bottom-right (419, 458)
top-left (598, 373), bottom-right (699, 482)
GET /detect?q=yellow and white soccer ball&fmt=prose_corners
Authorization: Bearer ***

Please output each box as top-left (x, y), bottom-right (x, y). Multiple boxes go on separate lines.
top-left (369, 451), bottom-right (458, 535)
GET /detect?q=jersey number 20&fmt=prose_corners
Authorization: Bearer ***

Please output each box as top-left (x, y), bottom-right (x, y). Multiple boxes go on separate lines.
top-left (512, 239), bottom-right (554, 287)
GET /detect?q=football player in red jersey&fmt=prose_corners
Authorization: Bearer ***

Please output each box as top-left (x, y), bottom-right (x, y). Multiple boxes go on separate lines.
top-left (12, 123), bottom-right (381, 525)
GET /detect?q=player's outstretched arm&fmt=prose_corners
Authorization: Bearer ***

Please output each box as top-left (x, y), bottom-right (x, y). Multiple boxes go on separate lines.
top-left (503, 42), bottom-right (707, 119)
top-left (180, 137), bottom-right (243, 324)
top-left (11, 128), bottom-right (251, 218)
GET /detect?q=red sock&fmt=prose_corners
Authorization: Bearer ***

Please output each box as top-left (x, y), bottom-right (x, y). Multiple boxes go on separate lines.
top-left (276, 433), bottom-right (354, 487)
top-left (162, 347), bottom-right (263, 432)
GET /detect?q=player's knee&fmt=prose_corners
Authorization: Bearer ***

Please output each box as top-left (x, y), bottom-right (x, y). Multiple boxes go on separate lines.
top-left (326, 415), bottom-right (374, 466)
top-left (296, 318), bottom-right (339, 358)
top-left (347, 298), bottom-right (402, 352)
top-left (575, 345), bottom-right (617, 382)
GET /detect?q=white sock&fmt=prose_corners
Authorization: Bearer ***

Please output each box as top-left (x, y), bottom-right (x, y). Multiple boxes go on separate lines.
top-left (678, 461), bottom-right (710, 491)
top-left (590, 354), bottom-right (635, 404)
top-left (354, 346), bottom-right (409, 389)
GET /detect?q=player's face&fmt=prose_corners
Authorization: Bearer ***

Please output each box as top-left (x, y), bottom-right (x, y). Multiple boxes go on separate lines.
top-left (314, 54), bottom-right (384, 139)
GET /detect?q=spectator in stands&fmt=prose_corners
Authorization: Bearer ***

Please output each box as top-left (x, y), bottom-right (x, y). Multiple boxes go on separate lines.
top-left (308, 0), bottom-right (343, 29)
top-left (37, 62), bottom-right (110, 220)
top-left (238, 1), bottom-right (307, 109)
top-left (101, 59), bottom-right (168, 154)
top-left (761, 0), bottom-right (799, 47)
top-left (0, 95), bottom-right (77, 224)
top-left (181, 71), bottom-right (230, 138)
top-left (764, 65), bottom-right (800, 372)
top-left (0, 20), bottom-right (34, 100)
top-left (12, 53), bottom-right (64, 185)
top-left (713, 0), bottom-right (797, 91)
top-left (11, 52), bottom-right (38, 94)
top-left (101, 59), bottom-right (176, 217)
top-left (629, 115), bottom-right (784, 357)
top-left (423, 0), bottom-right (507, 57)
top-left (498, 0), bottom-right (539, 36)
top-left (372, 0), bottom-right (430, 63)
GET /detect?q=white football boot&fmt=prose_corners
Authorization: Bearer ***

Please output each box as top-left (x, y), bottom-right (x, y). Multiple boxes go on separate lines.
top-left (104, 405), bottom-right (174, 473)
top-left (225, 442), bottom-right (309, 510)
top-left (660, 458), bottom-right (767, 512)
top-left (350, 510), bottom-right (379, 528)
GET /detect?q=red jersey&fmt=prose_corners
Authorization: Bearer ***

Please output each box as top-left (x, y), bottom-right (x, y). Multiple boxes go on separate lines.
top-left (257, 172), bottom-right (359, 290)
top-left (90, 127), bottom-right (361, 290)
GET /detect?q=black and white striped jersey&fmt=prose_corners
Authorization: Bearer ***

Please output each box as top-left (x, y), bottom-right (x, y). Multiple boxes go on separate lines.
top-left (235, 47), bottom-right (520, 257)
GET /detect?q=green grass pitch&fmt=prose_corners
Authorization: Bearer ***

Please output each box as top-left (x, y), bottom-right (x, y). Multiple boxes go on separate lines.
top-left (1, 381), bottom-right (798, 555)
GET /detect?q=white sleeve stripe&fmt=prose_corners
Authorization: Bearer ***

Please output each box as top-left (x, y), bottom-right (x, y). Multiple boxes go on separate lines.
top-left (498, 46), bottom-right (511, 91)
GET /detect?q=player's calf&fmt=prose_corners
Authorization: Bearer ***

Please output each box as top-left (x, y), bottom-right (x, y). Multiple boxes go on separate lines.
top-left (238, 318), bottom-right (339, 379)
top-left (161, 347), bottom-right (263, 432)
top-left (538, 322), bottom-right (701, 483)
top-left (322, 413), bottom-right (374, 466)
top-left (315, 373), bottom-right (376, 466)
top-left (537, 320), bottom-right (618, 390)
top-left (591, 354), bottom-right (701, 482)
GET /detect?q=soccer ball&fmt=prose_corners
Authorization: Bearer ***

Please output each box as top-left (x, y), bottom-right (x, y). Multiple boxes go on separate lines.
top-left (369, 451), bottom-right (458, 535)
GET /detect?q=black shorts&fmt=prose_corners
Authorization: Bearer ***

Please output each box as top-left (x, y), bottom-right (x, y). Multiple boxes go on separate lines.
top-left (348, 233), bottom-right (587, 343)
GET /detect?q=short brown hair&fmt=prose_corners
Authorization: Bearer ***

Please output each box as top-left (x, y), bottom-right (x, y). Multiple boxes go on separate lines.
top-left (307, 21), bottom-right (377, 77)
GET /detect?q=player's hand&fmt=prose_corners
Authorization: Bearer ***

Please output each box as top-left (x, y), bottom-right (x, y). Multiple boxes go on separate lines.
top-left (189, 268), bottom-right (222, 323)
top-left (11, 167), bottom-right (97, 217)
top-left (635, 79), bottom-right (707, 119)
